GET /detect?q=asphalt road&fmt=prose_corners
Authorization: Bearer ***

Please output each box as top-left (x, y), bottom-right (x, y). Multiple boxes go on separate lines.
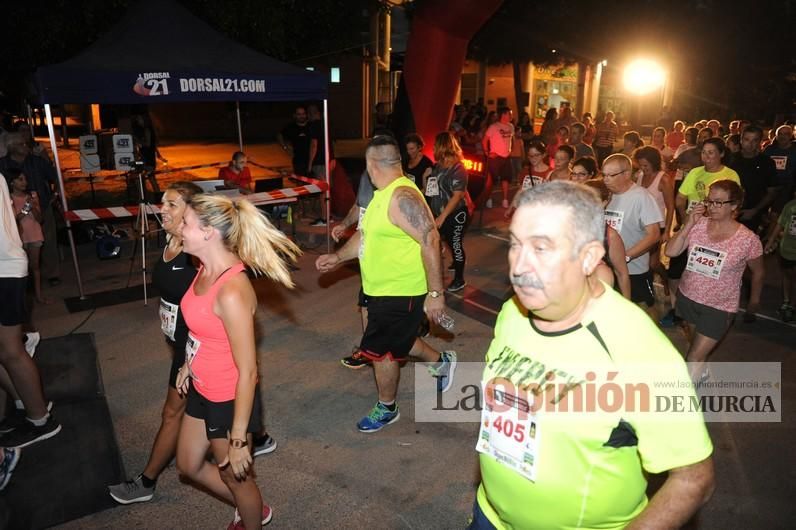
top-left (27, 157), bottom-right (794, 529)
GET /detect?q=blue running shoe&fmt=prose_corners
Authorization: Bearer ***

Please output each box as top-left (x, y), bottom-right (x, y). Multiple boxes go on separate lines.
top-left (357, 402), bottom-right (400, 433)
top-left (429, 351), bottom-right (458, 393)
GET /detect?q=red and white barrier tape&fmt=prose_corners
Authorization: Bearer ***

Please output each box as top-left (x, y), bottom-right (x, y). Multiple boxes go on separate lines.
top-left (63, 181), bottom-right (328, 222)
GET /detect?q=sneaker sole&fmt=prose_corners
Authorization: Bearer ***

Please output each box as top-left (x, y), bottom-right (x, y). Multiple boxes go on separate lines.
top-left (340, 359), bottom-right (371, 370)
top-left (109, 490), bottom-right (155, 505)
top-left (253, 440), bottom-right (278, 457)
top-left (446, 283), bottom-right (466, 293)
top-left (6, 422), bottom-right (62, 450)
top-left (0, 401), bottom-right (55, 435)
top-left (262, 507), bottom-right (273, 525)
top-left (6, 449), bottom-right (20, 474)
top-left (0, 470), bottom-right (12, 491)
top-left (439, 359), bottom-right (458, 393)
top-left (357, 411), bottom-right (400, 433)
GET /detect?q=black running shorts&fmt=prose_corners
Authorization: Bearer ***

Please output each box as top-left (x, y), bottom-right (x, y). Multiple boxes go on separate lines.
top-left (0, 277), bottom-right (27, 327)
top-left (675, 292), bottom-right (734, 341)
top-left (629, 271), bottom-right (655, 307)
top-left (186, 384), bottom-right (263, 440)
top-left (359, 294), bottom-right (426, 361)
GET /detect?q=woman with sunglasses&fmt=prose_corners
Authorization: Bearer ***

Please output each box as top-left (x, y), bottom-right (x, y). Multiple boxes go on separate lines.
top-left (665, 180), bottom-right (764, 382)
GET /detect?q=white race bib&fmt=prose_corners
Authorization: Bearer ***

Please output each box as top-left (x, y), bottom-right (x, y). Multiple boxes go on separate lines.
top-left (159, 299), bottom-right (179, 341)
top-left (789, 214), bottom-right (796, 237)
top-left (356, 207), bottom-right (366, 230)
top-left (521, 175), bottom-right (533, 190)
top-left (604, 210), bottom-right (624, 232)
top-left (425, 176), bottom-right (440, 197)
top-left (476, 382), bottom-right (540, 482)
top-left (185, 332), bottom-right (201, 365)
top-left (686, 245), bottom-right (726, 280)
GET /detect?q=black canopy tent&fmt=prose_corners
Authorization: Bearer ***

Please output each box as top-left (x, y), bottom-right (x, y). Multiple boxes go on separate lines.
top-left (32, 0), bottom-right (330, 300)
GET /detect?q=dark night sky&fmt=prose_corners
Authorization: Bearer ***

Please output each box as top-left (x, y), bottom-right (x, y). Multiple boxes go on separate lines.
top-left (2, 0), bottom-right (794, 122)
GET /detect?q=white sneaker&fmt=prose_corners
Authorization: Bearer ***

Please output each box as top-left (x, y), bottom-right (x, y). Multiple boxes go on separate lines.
top-left (24, 332), bottom-right (40, 358)
top-left (485, 199), bottom-right (493, 208)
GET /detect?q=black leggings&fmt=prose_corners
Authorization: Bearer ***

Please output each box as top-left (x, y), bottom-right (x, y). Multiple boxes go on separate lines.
top-left (440, 207), bottom-right (469, 281)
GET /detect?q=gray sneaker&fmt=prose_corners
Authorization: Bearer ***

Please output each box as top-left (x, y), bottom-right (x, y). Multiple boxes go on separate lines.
top-left (108, 474), bottom-right (155, 504)
top-left (253, 434), bottom-right (277, 457)
top-left (429, 351), bottom-right (458, 393)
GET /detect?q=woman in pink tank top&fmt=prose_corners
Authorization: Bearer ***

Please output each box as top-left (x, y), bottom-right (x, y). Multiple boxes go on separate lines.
top-left (175, 194), bottom-right (299, 529)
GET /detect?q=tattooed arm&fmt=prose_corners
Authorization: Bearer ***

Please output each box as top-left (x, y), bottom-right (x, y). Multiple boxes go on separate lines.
top-left (388, 186), bottom-right (446, 321)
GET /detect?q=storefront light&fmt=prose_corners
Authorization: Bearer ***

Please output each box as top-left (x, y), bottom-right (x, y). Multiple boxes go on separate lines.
top-left (623, 59), bottom-right (665, 95)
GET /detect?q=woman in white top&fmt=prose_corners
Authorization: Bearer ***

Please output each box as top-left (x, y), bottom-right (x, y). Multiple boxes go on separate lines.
top-left (634, 146), bottom-right (675, 298)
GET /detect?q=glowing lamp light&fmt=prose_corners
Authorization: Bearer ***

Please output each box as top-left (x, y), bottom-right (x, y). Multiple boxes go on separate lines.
top-left (623, 59), bottom-right (666, 95)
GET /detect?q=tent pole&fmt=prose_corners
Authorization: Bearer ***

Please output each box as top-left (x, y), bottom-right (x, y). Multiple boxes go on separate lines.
top-left (45, 104), bottom-right (85, 299)
top-left (323, 99), bottom-right (331, 253)
top-left (236, 101), bottom-right (244, 152)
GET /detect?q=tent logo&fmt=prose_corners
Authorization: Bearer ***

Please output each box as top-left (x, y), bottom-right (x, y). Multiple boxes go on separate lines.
top-left (133, 73), bottom-right (171, 97)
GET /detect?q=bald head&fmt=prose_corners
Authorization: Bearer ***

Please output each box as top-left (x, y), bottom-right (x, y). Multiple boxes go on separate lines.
top-left (602, 153), bottom-right (633, 193)
top-left (365, 135), bottom-right (402, 188)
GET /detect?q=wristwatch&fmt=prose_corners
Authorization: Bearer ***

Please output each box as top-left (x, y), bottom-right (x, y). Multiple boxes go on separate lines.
top-left (428, 290), bottom-right (442, 298)
top-left (625, 255), bottom-right (632, 263)
top-left (230, 439), bottom-right (248, 449)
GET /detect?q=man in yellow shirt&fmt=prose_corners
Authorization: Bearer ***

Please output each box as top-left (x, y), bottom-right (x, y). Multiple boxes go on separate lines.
top-left (471, 181), bottom-right (714, 529)
top-left (316, 136), bottom-right (456, 432)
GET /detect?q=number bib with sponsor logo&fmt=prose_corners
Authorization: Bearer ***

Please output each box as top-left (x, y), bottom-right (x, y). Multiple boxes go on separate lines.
top-left (476, 382), bottom-right (540, 482)
top-left (686, 245), bottom-right (726, 279)
top-left (789, 214), bottom-right (796, 237)
top-left (425, 176), bottom-right (440, 197)
top-left (185, 332), bottom-right (201, 365)
top-left (159, 299), bottom-right (179, 341)
top-left (604, 210), bottom-right (624, 232)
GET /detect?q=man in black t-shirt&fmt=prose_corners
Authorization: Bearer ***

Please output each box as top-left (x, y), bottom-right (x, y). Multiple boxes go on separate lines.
top-left (730, 125), bottom-right (780, 233)
top-left (277, 106), bottom-right (312, 176)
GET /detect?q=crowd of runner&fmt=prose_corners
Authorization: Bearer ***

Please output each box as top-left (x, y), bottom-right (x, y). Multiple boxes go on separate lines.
top-left (0, 104), bottom-right (793, 528)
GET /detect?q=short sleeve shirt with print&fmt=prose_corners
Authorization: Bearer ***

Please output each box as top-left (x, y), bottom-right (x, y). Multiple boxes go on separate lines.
top-left (605, 185), bottom-right (663, 274)
top-left (678, 166), bottom-right (741, 210)
top-left (762, 143), bottom-right (796, 188)
top-left (476, 288), bottom-right (713, 530)
top-left (776, 199), bottom-right (796, 261)
top-left (678, 218), bottom-right (763, 313)
top-left (428, 162), bottom-right (467, 216)
top-left (484, 122), bottom-right (514, 158)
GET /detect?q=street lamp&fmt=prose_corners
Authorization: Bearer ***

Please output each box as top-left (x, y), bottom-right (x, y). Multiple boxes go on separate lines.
top-left (623, 59), bottom-right (666, 95)
top-left (623, 58), bottom-right (667, 129)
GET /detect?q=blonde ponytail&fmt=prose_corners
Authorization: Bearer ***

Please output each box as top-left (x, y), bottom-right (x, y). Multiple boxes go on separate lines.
top-left (188, 194), bottom-right (301, 288)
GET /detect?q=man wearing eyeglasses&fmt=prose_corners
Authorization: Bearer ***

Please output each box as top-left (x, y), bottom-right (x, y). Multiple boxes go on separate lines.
top-left (602, 154), bottom-right (663, 313)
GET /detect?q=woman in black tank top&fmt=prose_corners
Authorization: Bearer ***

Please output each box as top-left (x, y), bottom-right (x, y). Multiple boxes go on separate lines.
top-left (108, 182), bottom-right (203, 504)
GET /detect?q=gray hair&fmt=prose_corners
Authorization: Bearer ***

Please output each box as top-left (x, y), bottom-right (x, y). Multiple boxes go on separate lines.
top-left (515, 181), bottom-right (605, 257)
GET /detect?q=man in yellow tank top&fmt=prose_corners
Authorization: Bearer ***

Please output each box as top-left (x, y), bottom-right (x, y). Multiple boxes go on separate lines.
top-left (316, 136), bottom-right (457, 432)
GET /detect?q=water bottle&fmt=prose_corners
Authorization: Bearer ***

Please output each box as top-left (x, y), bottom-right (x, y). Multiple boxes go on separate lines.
top-left (437, 312), bottom-right (455, 331)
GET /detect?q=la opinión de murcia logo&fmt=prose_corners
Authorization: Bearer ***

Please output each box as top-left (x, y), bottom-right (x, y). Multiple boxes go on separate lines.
top-left (133, 73), bottom-right (171, 96)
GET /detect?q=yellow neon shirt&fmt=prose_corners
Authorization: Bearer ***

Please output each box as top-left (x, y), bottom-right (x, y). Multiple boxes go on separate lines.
top-left (360, 176), bottom-right (428, 297)
top-left (678, 165), bottom-right (741, 204)
top-left (476, 286), bottom-right (713, 529)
